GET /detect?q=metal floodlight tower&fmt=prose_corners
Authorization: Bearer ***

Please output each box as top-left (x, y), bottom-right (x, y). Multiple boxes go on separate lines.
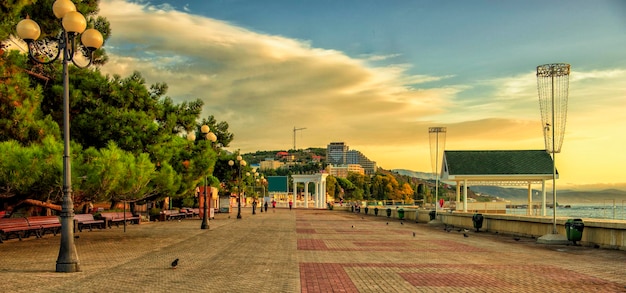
top-left (536, 63), bottom-right (570, 234)
top-left (429, 127), bottom-right (446, 220)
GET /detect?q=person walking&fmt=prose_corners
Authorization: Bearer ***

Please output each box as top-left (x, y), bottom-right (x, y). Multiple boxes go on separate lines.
top-left (264, 201), bottom-right (268, 212)
top-left (289, 200), bottom-right (293, 210)
top-left (252, 200), bottom-right (257, 215)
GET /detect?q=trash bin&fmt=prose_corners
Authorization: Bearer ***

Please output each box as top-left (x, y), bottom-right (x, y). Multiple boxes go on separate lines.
top-left (565, 218), bottom-right (584, 245)
top-left (374, 207), bottom-right (379, 216)
top-left (364, 207), bottom-right (369, 215)
top-left (398, 208), bottom-right (405, 220)
top-left (386, 208), bottom-right (392, 218)
top-left (472, 213), bottom-right (484, 232)
top-left (429, 210), bottom-right (436, 221)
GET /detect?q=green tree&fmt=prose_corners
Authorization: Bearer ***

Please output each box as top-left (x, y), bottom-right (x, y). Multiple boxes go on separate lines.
top-left (325, 175), bottom-right (338, 200)
top-left (0, 51), bottom-right (60, 144)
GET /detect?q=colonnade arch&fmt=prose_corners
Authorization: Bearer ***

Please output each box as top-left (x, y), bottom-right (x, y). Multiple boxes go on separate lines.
top-left (292, 174), bottom-right (329, 208)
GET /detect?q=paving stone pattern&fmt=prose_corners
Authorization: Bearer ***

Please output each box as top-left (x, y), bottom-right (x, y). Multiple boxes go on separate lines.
top-left (1, 208), bottom-right (625, 292)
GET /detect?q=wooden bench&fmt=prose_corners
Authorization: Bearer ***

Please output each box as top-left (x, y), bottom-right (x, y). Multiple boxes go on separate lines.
top-left (0, 218), bottom-right (41, 243)
top-left (180, 208), bottom-right (195, 218)
top-left (74, 214), bottom-right (105, 232)
top-left (99, 212), bottom-right (141, 228)
top-left (160, 210), bottom-right (186, 221)
top-left (26, 216), bottom-right (61, 237)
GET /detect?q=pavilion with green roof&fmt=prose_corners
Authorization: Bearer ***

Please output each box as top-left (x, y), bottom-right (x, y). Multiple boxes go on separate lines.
top-left (441, 150), bottom-right (556, 214)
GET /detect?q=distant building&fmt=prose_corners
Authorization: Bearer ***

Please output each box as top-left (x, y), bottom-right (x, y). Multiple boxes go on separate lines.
top-left (346, 150), bottom-right (377, 175)
top-left (326, 142), bottom-right (376, 175)
top-left (326, 142), bottom-right (348, 165)
top-left (260, 159), bottom-right (284, 170)
top-left (326, 164), bottom-right (365, 178)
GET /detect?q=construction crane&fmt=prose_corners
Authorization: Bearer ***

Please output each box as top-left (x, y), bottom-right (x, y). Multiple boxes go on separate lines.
top-left (293, 126), bottom-right (306, 150)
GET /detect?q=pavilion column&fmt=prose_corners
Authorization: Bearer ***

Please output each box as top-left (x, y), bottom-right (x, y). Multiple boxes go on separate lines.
top-left (463, 179), bottom-right (468, 212)
top-left (456, 182), bottom-right (461, 206)
top-left (319, 181), bottom-right (323, 208)
top-left (313, 181), bottom-right (317, 208)
top-left (317, 181), bottom-right (322, 208)
top-left (321, 180), bottom-right (326, 208)
top-left (541, 179), bottom-right (547, 216)
top-left (527, 182), bottom-right (533, 216)
top-left (304, 181), bottom-right (309, 208)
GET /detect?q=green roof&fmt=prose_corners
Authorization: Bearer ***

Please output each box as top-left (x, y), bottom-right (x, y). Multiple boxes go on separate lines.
top-left (443, 150), bottom-right (555, 176)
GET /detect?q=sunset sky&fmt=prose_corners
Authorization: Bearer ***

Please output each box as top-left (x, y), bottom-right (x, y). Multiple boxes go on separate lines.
top-left (92, 0), bottom-right (625, 190)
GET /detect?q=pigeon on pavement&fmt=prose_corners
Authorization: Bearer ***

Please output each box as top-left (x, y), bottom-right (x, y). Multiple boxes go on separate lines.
top-left (171, 258), bottom-right (179, 269)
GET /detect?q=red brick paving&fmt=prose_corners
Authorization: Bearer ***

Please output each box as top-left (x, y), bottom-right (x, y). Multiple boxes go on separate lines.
top-left (296, 210), bottom-right (626, 292)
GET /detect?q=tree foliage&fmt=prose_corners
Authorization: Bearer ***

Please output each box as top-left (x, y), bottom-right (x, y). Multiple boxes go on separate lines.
top-left (1, 10), bottom-right (231, 212)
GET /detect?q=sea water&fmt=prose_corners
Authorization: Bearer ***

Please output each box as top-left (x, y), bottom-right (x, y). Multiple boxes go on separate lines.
top-left (507, 204), bottom-right (626, 220)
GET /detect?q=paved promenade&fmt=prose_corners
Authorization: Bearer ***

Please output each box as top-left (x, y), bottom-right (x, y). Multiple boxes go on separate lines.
top-left (1, 208), bottom-right (625, 293)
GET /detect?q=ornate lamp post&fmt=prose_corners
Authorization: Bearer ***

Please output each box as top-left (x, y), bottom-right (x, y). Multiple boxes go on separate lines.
top-left (187, 125), bottom-right (217, 230)
top-left (16, 0), bottom-right (103, 273)
top-left (537, 63), bottom-right (570, 235)
top-left (428, 127), bottom-right (447, 222)
top-left (228, 155), bottom-right (246, 219)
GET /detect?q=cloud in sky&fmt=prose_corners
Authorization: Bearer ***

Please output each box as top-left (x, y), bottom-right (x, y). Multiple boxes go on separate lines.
top-left (98, 0), bottom-right (626, 189)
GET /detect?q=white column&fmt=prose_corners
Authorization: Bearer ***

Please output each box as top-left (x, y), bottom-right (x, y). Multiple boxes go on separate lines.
top-left (314, 181), bottom-right (319, 208)
top-left (527, 182), bottom-right (533, 216)
top-left (541, 179), bottom-right (547, 216)
top-left (463, 179), bottom-right (468, 212)
top-left (318, 181), bottom-right (322, 208)
top-left (323, 180), bottom-right (327, 207)
top-left (456, 182), bottom-right (461, 208)
top-left (304, 181), bottom-right (309, 208)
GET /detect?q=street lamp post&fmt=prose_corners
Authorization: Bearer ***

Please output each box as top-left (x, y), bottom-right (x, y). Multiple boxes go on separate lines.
top-left (428, 127), bottom-right (447, 222)
top-left (187, 125), bottom-right (217, 230)
top-left (16, 0), bottom-right (103, 273)
top-left (229, 156), bottom-right (246, 219)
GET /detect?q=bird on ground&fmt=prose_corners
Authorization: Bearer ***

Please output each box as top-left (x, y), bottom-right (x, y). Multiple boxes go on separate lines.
top-left (413, 232), bottom-right (416, 237)
top-left (463, 229), bottom-right (470, 233)
top-left (386, 222), bottom-right (389, 225)
top-left (351, 225), bottom-right (354, 228)
top-left (463, 233), bottom-right (469, 238)
top-left (401, 222), bottom-right (404, 225)
top-left (171, 258), bottom-right (179, 269)
top-left (514, 237), bottom-right (520, 241)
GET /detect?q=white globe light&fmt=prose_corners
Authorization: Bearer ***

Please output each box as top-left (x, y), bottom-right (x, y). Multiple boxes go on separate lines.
top-left (16, 18), bottom-right (41, 41)
top-left (53, 0), bottom-right (77, 19)
top-left (81, 28), bottom-right (103, 50)
top-left (62, 11), bottom-right (86, 33)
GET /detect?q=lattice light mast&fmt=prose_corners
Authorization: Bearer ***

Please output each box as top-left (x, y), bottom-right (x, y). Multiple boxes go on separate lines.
top-left (536, 63), bottom-right (570, 234)
top-left (429, 127), bottom-right (447, 219)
